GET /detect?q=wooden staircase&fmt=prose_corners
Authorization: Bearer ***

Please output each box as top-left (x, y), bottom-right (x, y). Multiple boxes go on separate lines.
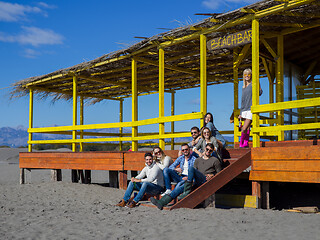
top-left (169, 148), bottom-right (251, 210)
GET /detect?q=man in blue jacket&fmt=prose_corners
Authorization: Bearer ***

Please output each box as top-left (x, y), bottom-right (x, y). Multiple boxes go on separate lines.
top-left (151, 143), bottom-right (196, 209)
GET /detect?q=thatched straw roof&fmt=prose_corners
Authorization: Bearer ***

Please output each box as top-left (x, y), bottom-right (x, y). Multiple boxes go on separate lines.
top-left (11, 0), bottom-right (320, 103)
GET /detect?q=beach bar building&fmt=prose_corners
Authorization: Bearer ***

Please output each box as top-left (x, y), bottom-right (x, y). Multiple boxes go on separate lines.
top-left (13, 0), bottom-right (320, 209)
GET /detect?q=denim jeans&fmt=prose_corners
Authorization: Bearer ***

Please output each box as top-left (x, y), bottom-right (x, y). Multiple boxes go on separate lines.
top-left (169, 180), bottom-right (186, 199)
top-left (123, 181), bottom-right (164, 203)
top-left (187, 167), bottom-right (206, 188)
top-left (163, 168), bottom-right (185, 190)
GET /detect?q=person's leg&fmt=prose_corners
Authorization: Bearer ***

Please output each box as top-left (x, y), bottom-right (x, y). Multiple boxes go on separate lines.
top-left (133, 182), bottom-right (163, 203)
top-left (186, 166), bottom-right (196, 182)
top-left (163, 168), bottom-right (182, 190)
top-left (239, 132), bottom-right (245, 147)
top-left (241, 118), bottom-right (252, 148)
top-left (242, 118), bottom-right (252, 133)
top-left (192, 168), bottom-right (207, 187)
top-left (169, 180), bottom-right (185, 199)
top-left (150, 181), bottom-right (185, 210)
top-left (243, 128), bottom-right (251, 147)
top-left (163, 168), bottom-right (172, 190)
top-left (122, 181), bottom-right (136, 202)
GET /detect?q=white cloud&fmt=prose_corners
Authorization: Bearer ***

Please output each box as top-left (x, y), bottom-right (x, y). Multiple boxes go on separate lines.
top-left (0, 26), bottom-right (63, 46)
top-left (202, 0), bottom-right (221, 10)
top-left (0, 1), bottom-right (43, 22)
top-left (202, 0), bottom-right (260, 10)
top-left (23, 48), bottom-right (40, 58)
top-left (37, 2), bottom-right (56, 9)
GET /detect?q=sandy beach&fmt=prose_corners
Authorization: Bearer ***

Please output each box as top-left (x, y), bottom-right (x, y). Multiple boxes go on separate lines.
top-left (0, 149), bottom-right (319, 240)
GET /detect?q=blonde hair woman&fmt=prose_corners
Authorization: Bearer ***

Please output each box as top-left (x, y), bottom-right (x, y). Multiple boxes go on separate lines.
top-left (152, 146), bottom-right (173, 170)
top-left (239, 68), bottom-right (263, 147)
top-left (193, 127), bottom-right (221, 162)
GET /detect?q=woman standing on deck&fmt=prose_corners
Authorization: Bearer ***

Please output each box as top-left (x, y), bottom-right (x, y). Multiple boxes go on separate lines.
top-left (239, 68), bottom-right (263, 148)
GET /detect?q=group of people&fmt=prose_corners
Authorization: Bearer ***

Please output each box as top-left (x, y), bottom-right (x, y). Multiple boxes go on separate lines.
top-left (116, 68), bottom-right (261, 208)
top-left (116, 117), bottom-right (225, 209)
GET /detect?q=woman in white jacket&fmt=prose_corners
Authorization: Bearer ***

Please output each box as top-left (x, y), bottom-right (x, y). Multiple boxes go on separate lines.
top-left (152, 146), bottom-right (173, 170)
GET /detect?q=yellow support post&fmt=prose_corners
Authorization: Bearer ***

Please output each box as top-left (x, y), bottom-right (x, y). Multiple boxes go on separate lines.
top-left (276, 35), bottom-right (284, 141)
top-left (132, 58), bottom-right (138, 151)
top-left (159, 48), bottom-right (165, 149)
top-left (233, 48), bottom-right (239, 144)
top-left (119, 99), bottom-right (123, 151)
top-left (262, 57), bottom-right (275, 121)
top-left (72, 75), bottom-right (77, 152)
top-left (79, 95), bottom-right (84, 152)
top-left (252, 18), bottom-right (260, 148)
top-left (28, 88), bottom-right (33, 152)
top-left (171, 92), bottom-right (175, 150)
top-left (200, 34), bottom-right (207, 128)
top-left (269, 78), bottom-right (274, 120)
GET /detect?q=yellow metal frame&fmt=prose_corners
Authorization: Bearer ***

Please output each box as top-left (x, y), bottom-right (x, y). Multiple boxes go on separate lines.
top-left (200, 34), bottom-right (207, 128)
top-left (28, 88), bottom-right (33, 152)
top-left (159, 48), bottom-right (165, 149)
top-left (132, 58), bottom-right (138, 151)
top-left (72, 75), bottom-right (77, 152)
top-left (251, 18), bottom-right (260, 148)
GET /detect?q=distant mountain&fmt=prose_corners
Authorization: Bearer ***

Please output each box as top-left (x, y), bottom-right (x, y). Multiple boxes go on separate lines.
top-left (0, 126), bottom-right (234, 147)
top-left (0, 127), bottom-right (29, 147)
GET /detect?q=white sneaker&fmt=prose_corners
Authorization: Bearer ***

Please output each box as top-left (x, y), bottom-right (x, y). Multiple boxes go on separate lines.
top-left (161, 189), bottom-right (172, 197)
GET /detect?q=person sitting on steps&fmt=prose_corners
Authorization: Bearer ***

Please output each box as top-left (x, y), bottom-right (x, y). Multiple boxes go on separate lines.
top-left (160, 143), bottom-right (197, 197)
top-left (202, 112), bottom-right (226, 149)
top-left (116, 153), bottom-right (164, 208)
top-left (178, 126), bottom-right (201, 157)
top-left (151, 143), bottom-right (222, 210)
top-left (152, 146), bottom-right (173, 170)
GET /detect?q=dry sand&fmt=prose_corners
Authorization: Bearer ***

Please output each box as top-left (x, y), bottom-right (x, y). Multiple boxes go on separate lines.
top-left (0, 149), bottom-right (319, 240)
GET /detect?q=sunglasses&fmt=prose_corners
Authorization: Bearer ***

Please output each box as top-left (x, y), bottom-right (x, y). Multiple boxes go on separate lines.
top-left (191, 131), bottom-right (198, 135)
top-left (154, 151), bottom-right (161, 155)
top-left (203, 131), bottom-right (210, 134)
top-left (244, 74), bottom-right (251, 77)
top-left (205, 148), bottom-right (213, 153)
top-left (181, 148), bottom-right (189, 152)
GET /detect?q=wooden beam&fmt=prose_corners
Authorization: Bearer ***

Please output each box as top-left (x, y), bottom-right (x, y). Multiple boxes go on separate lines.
top-left (134, 56), bottom-right (198, 76)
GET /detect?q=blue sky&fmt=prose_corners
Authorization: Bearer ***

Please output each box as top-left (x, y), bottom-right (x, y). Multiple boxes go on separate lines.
top-left (0, 0), bottom-right (264, 134)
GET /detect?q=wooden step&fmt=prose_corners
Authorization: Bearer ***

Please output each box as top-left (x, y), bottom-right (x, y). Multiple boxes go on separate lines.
top-left (169, 150), bottom-right (251, 210)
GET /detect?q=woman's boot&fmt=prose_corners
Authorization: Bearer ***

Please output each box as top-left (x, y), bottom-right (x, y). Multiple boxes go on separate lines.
top-left (239, 131), bottom-right (245, 148)
top-left (242, 129), bottom-right (250, 148)
top-left (150, 195), bottom-right (173, 210)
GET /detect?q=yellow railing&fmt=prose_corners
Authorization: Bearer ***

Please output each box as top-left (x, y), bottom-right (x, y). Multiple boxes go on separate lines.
top-left (28, 112), bottom-right (204, 145)
top-left (251, 97), bottom-right (320, 135)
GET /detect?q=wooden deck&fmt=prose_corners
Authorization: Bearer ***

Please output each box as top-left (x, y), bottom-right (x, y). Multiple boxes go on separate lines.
top-left (250, 145), bottom-right (320, 183)
top-left (19, 140), bottom-right (320, 209)
top-left (19, 150), bottom-right (179, 188)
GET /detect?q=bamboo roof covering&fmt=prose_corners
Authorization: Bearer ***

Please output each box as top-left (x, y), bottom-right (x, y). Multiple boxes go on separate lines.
top-left (11, 0), bottom-right (320, 103)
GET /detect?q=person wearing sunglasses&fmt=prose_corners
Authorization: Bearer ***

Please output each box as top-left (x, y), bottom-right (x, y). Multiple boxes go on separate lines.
top-left (239, 68), bottom-right (263, 148)
top-left (150, 143), bottom-right (222, 209)
top-left (189, 126), bottom-right (200, 148)
top-left (158, 143), bottom-right (197, 198)
top-left (178, 126), bottom-right (200, 157)
top-left (202, 112), bottom-right (226, 148)
top-left (152, 146), bottom-right (173, 170)
top-left (193, 127), bottom-right (222, 163)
